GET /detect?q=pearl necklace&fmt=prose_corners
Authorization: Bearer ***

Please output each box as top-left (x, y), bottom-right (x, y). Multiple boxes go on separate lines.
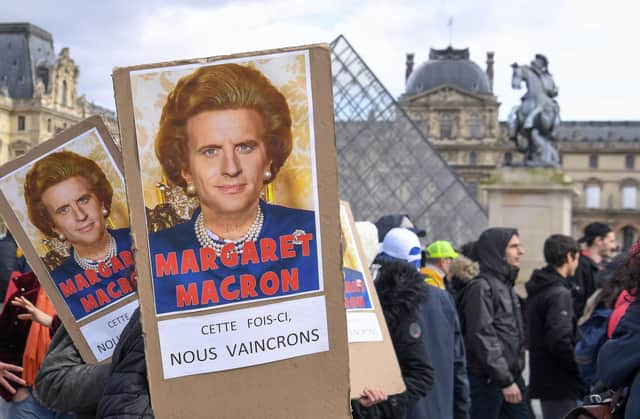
top-left (73, 232), bottom-right (117, 271)
top-left (195, 206), bottom-right (264, 254)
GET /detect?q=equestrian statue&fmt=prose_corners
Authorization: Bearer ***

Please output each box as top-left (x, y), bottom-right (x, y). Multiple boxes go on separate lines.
top-left (507, 54), bottom-right (561, 167)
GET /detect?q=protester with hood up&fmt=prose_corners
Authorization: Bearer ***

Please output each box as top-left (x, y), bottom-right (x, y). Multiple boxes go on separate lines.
top-left (352, 228), bottom-right (433, 419)
top-left (457, 227), bottom-right (528, 419)
top-left (526, 234), bottom-right (585, 419)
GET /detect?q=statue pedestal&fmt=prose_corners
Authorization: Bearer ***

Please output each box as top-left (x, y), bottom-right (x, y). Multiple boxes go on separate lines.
top-left (480, 167), bottom-right (579, 286)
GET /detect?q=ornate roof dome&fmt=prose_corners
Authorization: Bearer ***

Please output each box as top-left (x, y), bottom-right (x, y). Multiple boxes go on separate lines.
top-left (405, 46), bottom-right (491, 96)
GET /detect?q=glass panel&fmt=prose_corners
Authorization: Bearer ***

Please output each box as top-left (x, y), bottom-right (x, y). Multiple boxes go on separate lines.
top-left (331, 36), bottom-right (487, 245)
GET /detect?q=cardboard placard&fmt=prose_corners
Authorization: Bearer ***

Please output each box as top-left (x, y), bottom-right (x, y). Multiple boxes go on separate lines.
top-left (113, 45), bottom-right (349, 418)
top-left (0, 115), bottom-right (138, 363)
top-left (340, 201), bottom-right (405, 400)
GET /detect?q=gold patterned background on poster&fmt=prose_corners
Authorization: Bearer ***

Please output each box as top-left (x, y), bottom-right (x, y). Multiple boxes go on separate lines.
top-left (340, 203), bottom-right (365, 274)
top-left (129, 51), bottom-right (315, 212)
top-left (0, 129), bottom-right (129, 257)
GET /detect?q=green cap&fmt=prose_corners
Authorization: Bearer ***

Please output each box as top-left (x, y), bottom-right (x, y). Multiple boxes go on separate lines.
top-left (426, 240), bottom-right (459, 259)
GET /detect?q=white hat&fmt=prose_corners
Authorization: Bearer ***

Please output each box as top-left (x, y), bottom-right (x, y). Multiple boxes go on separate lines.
top-left (380, 228), bottom-right (422, 263)
top-left (355, 221), bottom-right (379, 268)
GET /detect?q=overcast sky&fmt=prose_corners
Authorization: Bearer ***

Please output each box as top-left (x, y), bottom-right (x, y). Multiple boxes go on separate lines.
top-left (5, 0), bottom-right (640, 120)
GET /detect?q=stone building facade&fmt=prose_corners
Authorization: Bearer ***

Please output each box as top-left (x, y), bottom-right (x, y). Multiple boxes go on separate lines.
top-left (400, 46), bottom-right (640, 249)
top-left (0, 23), bottom-right (117, 163)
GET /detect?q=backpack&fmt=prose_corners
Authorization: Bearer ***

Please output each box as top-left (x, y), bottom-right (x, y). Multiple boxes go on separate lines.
top-left (575, 307), bottom-right (613, 386)
top-left (456, 275), bottom-right (500, 335)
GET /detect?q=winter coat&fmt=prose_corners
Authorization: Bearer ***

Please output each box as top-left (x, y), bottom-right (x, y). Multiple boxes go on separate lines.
top-left (353, 259), bottom-right (434, 419)
top-left (96, 308), bottom-right (153, 418)
top-left (598, 297), bottom-right (640, 419)
top-left (449, 255), bottom-right (479, 300)
top-left (0, 272), bottom-right (60, 401)
top-left (569, 251), bottom-right (599, 319)
top-left (525, 266), bottom-right (585, 400)
top-left (457, 228), bottom-right (525, 388)
top-left (408, 287), bottom-right (470, 419)
top-left (34, 325), bottom-right (110, 419)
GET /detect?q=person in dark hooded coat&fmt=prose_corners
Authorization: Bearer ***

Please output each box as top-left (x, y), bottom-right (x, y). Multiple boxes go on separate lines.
top-left (352, 228), bottom-right (434, 419)
top-left (457, 228), bottom-right (528, 419)
top-left (526, 234), bottom-right (585, 419)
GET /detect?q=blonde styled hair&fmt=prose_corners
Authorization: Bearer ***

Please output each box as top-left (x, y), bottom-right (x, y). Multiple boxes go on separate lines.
top-left (155, 63), bottom-right (293, 189)
top-left (24, 151), bottom-right (113, 237)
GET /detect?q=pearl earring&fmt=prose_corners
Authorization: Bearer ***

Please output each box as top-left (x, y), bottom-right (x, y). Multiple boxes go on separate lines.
top-left (102, 208), bottom-right (108, 217)
top-left (186, 183), bottom-right (196, 196)
top-left (58, 233), bottom-right (66, 241)
top-left (264, 169), bottom-right (272, 181)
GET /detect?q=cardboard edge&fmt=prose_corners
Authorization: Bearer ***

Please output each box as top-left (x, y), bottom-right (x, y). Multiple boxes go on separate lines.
top-left (0, 116), bottom-right (129, 363)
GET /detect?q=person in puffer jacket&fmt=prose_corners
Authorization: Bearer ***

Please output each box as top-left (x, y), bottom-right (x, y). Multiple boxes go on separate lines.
top-left (352, 228), bottom-right (434, 419)
top-left (35, 326), bottom-right (110, 419)
top-left (457, 228), bottom-right (528, 419)
top-left (526, 234), bottom-right (585, 419)
top-left (96, 308), bottom-right (153, 418)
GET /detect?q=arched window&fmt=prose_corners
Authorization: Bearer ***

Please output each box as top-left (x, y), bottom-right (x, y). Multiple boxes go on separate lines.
top-left (468, 114), bottom-right (483, 139)
top-left (440, 113), bottom-right (453, 139)
top-left (585, 183), bottom-right (601, 209)
top-left (469, 151), bottom-right (477, 165)
top-left (622, 226), bottom-right (636, 250)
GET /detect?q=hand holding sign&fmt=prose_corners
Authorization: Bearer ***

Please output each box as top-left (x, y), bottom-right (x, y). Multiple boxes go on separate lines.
top-left (359, 386), bottom-right (388, 407)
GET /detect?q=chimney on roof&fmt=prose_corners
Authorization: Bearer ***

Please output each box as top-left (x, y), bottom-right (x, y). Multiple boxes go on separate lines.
top-left (486, 51), bottom-right (494, 93)
top-left (405, 53), bottom-right (415, 84)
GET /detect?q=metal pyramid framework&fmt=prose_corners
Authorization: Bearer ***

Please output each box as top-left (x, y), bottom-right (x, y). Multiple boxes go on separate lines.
top-left (330, 35), bottom-right (487, 245)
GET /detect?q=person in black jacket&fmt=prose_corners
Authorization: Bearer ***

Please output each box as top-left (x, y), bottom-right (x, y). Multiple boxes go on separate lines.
top-left (526, 234), bottom-right (585, 419)
top-left (457, 227), bottom-right (528, 419)
top-left (570, 222), bottom-right (617, 319)
top-left (35, 326), bottom-right (110, 419)
top-left (96, 308), bottom-right (153, 418)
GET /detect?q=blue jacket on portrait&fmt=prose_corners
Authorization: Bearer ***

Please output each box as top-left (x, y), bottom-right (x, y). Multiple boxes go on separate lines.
top-left (148, 200), bottom-right (320, 315)
top-left (51, 228), bottom-right (134, 320)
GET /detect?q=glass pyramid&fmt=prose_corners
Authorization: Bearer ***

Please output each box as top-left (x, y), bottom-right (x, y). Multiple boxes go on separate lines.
top-left (331, 35), bottom-right (487, 246)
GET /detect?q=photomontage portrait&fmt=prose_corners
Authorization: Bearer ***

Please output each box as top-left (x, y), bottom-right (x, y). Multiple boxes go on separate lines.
top-left (114, 46), bottom-right (350, 418)
top-left (0, 117), bottom-right (138, 362)
top-left (129, 51), bottom-right (323, 317)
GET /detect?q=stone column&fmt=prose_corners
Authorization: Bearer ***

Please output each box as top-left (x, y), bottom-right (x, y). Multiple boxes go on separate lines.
top-left (480, 167), bottom-right (579, 285)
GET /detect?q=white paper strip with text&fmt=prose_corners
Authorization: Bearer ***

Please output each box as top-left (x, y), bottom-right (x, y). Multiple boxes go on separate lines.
top-left (157, 295), bottom-right (329, 379)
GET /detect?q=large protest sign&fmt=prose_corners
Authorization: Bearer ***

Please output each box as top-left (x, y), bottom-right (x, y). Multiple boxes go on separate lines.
top-left (0, 116), bottom-right (137, 363)
top-left (113, 45), bottom-right (349, 418)
top-left (340, 201), bottom-right (405, 400)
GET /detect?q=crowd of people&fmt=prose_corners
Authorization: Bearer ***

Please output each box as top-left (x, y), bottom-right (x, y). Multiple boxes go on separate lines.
top-left (1, 211), bottom-right (640, 419)
top-left (351, 220), bottom-right (640, 419)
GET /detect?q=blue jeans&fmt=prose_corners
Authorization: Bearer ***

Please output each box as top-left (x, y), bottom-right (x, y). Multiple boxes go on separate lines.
top-left (469, 374), bottom-right (530, 419)
top-left (8, 389), bottom-right (73, 419)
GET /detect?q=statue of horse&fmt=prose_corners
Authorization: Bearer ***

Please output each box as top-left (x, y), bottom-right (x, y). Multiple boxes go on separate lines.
top-left (507, 63), bottom-right (561, 166)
